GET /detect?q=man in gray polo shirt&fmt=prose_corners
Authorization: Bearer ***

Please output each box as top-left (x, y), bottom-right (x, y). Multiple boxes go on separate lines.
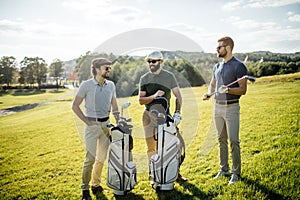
top-left (72, 58), bottom-right (120, 200)
top-left (203, 36), bottom-right (247, 185)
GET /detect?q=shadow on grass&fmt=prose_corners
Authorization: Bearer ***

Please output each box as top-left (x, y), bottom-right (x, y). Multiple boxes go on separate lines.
top-left (48, 89), bottom-right (65, 94)
top-left (113, 192), bottom-right (145, 200)
top-left (11, 89), bottom-right (47, 96)
top-left (95, 192), bottom-right (109, 200)
top-left (0, 89), bottom-right (65, 96)
top-left (55, 99), bottom-right (73, 102)
top-left (242, 177), bottom-right (285, 200)
top-left (156, 182), bottom-right (212, 200)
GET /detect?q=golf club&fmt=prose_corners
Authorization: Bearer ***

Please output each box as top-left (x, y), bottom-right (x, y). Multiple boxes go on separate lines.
top-left (121, 101), bottom-right (131, 117)
top-left (206, 75), bottom-right (256, 98)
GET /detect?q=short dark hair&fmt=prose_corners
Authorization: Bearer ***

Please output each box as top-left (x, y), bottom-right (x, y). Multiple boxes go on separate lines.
top-left (218, 36), bottom-right (234, 50)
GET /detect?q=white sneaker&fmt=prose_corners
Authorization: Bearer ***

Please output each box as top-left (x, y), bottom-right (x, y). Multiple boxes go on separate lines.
top-left (214, 170), bottom-right (231, 179)
top-left (229, 174), bottom-right (240, 185)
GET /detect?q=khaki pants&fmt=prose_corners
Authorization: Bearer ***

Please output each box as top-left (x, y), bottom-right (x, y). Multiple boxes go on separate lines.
top-left (214, 103), bottom-right (241, 175)
top-left (81, 121), bottom-right (110, 190)
top-left (142, 110), bottom-right (157, 162)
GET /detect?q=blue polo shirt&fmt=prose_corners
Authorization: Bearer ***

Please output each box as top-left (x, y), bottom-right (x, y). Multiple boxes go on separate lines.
top-left (76, 78), bottom-right (116, 118)
top-left (213, 56), bottom-right (247, 101)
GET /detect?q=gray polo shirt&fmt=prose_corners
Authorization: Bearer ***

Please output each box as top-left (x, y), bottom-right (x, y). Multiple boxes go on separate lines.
top-left (76, 78), bottom-right (116, 118)
top-left (213, 56), bottom-right (247, 101)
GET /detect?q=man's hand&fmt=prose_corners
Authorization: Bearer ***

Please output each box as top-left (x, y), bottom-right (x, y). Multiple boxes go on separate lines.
top-left (86, 119), bottom-right (98, 126)
top-left (202, 94), bottom-right (211, 101)
top-left (173, 112), bottom-right (181, 126)
top-left (155, 90), bottom-right (165, 98)
top-left (218, 85), bottom-right (229, 94)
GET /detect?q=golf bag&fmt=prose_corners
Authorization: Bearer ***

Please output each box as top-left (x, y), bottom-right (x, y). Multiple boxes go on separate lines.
top-left (107, 103), bottom-right (137, 195)
top-left (149, 97), bottom-right (185, 191)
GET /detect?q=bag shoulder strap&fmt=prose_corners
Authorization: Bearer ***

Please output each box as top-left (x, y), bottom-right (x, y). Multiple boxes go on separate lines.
top-left (176, 127), bottom-right (185, 165)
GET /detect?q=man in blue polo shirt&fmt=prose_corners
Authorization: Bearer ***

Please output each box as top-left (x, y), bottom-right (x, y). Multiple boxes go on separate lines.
top-left (203, 36), bottom-right (248, 185)
top-left (72, 58), bottom-right (120, 200)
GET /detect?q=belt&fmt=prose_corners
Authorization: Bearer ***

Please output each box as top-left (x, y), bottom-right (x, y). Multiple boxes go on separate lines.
top-left (216, 100), bottom-right (239, 105)
top-left (88, 117), bottom-right (109, 122)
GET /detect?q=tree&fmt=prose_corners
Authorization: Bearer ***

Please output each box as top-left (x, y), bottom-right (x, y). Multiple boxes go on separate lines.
top-left (75, 51), bottom-right (93, 82)
top-left (0, 56), bottom-right (18, 88)
top-left (19, 57), bottom-right (47, 89)
top-left (49, 59), bottom-right (64, 89)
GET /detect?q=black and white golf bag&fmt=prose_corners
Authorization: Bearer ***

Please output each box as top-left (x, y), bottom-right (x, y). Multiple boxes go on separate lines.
top-left (149, 97), bottom-right (185, 191)
top-left (107, 103), bottom-right (137, 195)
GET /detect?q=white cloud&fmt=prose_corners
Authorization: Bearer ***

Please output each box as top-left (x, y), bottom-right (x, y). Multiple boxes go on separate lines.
top-left (61, 0), bottom-right (151, 26)
top-left (0, 19), bottom-right (24, 33)
top-left (217, 15), bottom-right (300, 53)
top-left (223, 0), bottom-right (300, 10)
top-left (0, 19), bottom-right (85, 40)
top-left (233, 26), bottom-right (300, 53)
top-left (223, 16), bottom-right (277, 30)
top-left (222, 1), bottom-right (242, 11)
top-left (246, 0), bottom-right (300, 8)
top-left (163, 23), bottom-right (223, 52)
top-left (0, 18), bottom-right (97, 62)
top-left (165, 23), bottom-right (204, 33)
top-left (286, 11), bottom-right (300, 22)
top-left (62, 0), bottom-right (111, 11)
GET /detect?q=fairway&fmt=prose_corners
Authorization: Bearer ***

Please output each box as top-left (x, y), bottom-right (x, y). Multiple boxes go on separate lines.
top-left (0, 73), bottom-right (299, 200)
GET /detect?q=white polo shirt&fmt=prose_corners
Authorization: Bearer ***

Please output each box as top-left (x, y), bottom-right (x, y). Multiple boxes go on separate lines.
top-left (76, 78), bottom-right (116, 118)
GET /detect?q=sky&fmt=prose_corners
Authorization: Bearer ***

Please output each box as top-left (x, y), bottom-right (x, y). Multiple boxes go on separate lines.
top-left (1, 0), bottom-right (300, 64)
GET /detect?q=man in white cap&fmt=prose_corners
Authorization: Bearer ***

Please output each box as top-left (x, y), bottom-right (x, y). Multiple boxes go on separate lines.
top-left (72, 58), bottom-right (120, 200)
top-left (138, 50), bottom-right (187, 185)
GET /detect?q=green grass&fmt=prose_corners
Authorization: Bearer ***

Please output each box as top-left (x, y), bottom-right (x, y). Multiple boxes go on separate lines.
top-left (0, 89), bottom-right (74, 109)
top-left (0, 73), bottom-right (299, 199)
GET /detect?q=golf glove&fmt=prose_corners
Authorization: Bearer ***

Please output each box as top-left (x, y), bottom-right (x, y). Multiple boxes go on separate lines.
top-left (173, 112), bottom-right (181, 126)
top-left (218, 85), bottom-right (228, 94)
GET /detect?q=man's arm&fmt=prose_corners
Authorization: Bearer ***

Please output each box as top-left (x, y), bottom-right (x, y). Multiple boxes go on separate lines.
top-left (138, 90), bottom-right (165, 105)
top-left (72, 95), bottom-right (93, 126)
top-left (228, 78), bottom-right (247, 95)
top-left (111, 96), bottom-right (120, 122)
top-left (203, 77), bottom-right (216, 100)
top-left (172, 86), bottom-right (182, 112)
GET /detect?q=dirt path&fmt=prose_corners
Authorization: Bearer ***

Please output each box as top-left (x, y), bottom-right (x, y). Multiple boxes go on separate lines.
top-left (0, 90), bottom-right (75, 117)
top-left (0, 103), bottom-right (50, 117)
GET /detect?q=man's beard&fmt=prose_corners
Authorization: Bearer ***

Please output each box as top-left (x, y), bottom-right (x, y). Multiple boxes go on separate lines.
top-left (102, 73), bottom-right (109, 79)
top-left (150, 64), bottom-right (160, 73)
top-left (218, 50), bottom-right (227, 58)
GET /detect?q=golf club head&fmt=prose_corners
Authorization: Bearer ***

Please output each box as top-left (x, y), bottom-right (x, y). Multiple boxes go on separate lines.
top-left (122, 101), bottom-right (131, 109)
top-left (157, 113), bottom-right (166, 119)
top-left (245, 75), bottom-right (256, 83)
top-left (157, 113), bottom-right (166, 125)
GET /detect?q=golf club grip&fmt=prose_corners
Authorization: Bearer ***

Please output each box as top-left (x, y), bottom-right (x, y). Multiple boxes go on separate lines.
top-left (207, 92), bottom-right (216, 97)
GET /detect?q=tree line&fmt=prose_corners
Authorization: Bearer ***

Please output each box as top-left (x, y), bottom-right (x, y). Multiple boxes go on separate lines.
top-left (1, 51), bottom-right (300, 96)
top-left (0, 56), bottom-right (64, 90)
top-left (75, 51), bottom-right (300, 97)
top-left (75, 51), bottom-right (206, 97)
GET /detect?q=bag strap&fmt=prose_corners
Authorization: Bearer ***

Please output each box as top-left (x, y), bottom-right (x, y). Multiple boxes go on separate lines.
top-left (176, 127), bottom-right (185, 165)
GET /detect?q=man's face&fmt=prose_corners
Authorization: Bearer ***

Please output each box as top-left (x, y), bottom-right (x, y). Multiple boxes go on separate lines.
top-left (147, 59), bottom-right (161, 73)
top-left (99, 65), bottom-right (111, 78)
top-left (216, 42), bottom-right (228, 58)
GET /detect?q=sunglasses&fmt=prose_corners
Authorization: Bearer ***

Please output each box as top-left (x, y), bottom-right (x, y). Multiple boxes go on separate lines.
top-left (217, 45), bottom-right (227, 50)
top-left (147, 60), bottom-right (160, 64)
top-left (104, 66), bottom-right (111, 71)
